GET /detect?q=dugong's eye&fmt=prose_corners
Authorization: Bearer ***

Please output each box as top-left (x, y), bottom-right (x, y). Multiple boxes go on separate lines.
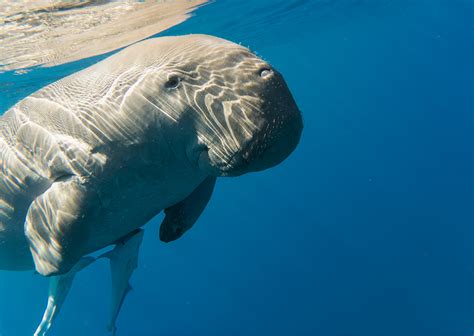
top-left (165, 75), bottom-right (182, 90)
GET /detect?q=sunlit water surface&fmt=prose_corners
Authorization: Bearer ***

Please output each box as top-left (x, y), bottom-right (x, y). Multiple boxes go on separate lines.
top-left (0, 1), bottom-right (473, 335)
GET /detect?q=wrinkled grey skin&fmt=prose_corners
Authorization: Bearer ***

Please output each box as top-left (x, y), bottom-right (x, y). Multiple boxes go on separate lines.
top-left (0, 34), bottom-right (302, 333)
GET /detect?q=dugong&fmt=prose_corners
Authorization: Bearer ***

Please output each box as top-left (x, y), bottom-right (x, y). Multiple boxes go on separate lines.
top-left (0, 34), bottom-right (303, 334)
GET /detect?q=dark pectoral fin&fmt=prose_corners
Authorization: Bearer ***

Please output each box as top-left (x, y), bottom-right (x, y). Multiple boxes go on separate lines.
top-left (160, 177), bottom-right (216, 243)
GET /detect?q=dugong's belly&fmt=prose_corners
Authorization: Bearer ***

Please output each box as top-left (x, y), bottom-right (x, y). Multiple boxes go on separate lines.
top-left (76, 156), bottom-right (207, 257)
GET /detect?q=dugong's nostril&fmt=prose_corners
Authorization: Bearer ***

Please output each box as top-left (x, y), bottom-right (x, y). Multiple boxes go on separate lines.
top-left (259, 68), bottom-right (273, 78)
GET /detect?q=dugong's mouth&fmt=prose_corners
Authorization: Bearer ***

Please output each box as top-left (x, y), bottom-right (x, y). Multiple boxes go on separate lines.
top-left (197, 147), bottom-right (213, 172)
top-left (192, 145), bottom-right (230, 177)
top-left (197, 127), bottom-right (302, 177)
top-left (196, 146), bottom-right (237, 176)
top-left (197, 108), bottom-right (303, 177)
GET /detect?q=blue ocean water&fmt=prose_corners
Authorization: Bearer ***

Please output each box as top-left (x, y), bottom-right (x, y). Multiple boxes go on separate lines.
top-left (0, 1), bottom-right (473, 335)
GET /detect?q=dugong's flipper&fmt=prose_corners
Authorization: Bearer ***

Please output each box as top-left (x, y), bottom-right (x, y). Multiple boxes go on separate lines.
top-left (34, 256), bottom-right (95, 336)
top-left (100, 229), bottom-right (144, 335)
top-left (159, 176), bottom-right (216, 242)
top-left (25, 176), bottom-right (94, 276)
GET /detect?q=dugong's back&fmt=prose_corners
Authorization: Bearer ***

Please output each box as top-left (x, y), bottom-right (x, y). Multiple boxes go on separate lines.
top-left (0, 112), bottom-right (44, 270)
top-left (0, 63), bottom-right (125, 271)
top-left (0, 37), bottom-right (190, 271)
top-left (0, 37), bottom-right (176, 271)
top-left (0, 42), bottom-right (131, 270)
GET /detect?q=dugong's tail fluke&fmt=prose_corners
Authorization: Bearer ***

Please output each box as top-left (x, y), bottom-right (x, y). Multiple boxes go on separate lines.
top-left (34, 257), bottom-right (96, 336)
top-left (100, 229), bottom-right (144, 335)
top-left (106, 283), bottom-right (131, 336)
top-left (107, 323), bottom-right (117, 336)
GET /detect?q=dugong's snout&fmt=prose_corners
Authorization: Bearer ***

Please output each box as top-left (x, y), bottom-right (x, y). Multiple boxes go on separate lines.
top-left (199, 63), bottom-right (303, 177)
top-left (228, 69), bottom-right (303, 176)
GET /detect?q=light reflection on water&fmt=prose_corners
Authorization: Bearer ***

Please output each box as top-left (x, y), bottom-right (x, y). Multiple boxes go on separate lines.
top-left (0, 0), bottom-right (207, 71)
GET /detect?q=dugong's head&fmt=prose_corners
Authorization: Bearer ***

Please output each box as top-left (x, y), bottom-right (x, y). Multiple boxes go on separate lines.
top-left (132, 34), bottom-right (302, 176)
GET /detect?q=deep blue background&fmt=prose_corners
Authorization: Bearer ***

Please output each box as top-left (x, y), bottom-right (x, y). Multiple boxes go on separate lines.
top-left (0, 1), bottom-right (472, 335)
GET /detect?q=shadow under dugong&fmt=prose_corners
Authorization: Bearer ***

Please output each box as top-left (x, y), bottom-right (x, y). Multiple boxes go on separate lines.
top-left (0, 34), bottom-right (303, 334)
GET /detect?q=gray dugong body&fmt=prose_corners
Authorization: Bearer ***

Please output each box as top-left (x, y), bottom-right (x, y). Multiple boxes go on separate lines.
top-left (0, 34), bottom-right (302, 332)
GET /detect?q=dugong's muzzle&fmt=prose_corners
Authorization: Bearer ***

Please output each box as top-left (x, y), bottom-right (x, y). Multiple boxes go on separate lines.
top-left (197, 63), bottom-right (303, 177)
top-left (225, 69), bottom-right (303, 176)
